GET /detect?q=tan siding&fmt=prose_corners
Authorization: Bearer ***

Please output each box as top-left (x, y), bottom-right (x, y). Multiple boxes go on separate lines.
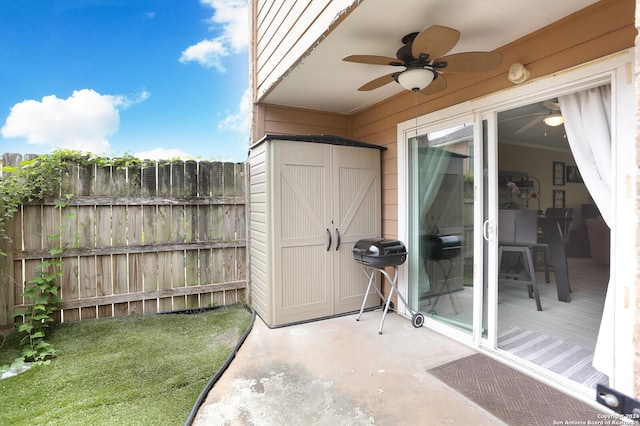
top-left (350, 0), bottom-right (635, 241)
top-left (257, 0), bottom-right (309, 84)
top-left (252, 0), bottom-right (634, 241)
top-left (350, 0), bottom-right (635, 141)
top-left (253, 0), bottom-right (356, 99)
top-left (256, 104), bottom-right (352, 141)
top-left (248, 143), bottom-right (270, 321)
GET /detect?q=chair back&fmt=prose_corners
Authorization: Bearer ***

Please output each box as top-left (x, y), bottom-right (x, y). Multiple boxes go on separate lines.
top-left (544, 207), bottom-right (573, 237)
top-left (498, 209), bottom-right (538, 246)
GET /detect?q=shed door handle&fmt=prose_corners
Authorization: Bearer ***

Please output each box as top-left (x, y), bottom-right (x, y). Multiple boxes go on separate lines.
top-left (326, 228), bottom-right (332, 251)
top-left (335, 228), bottom-right (341, 251)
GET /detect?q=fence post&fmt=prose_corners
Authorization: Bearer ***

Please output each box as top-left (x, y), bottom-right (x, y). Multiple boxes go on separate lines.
top-left (0, 153), bottom-right (23, 326)
top-left (0, 236), bottom-right (14, 327)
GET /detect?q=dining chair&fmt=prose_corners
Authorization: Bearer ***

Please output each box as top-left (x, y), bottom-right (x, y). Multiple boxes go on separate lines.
top-left (544, 207), bottom-right (573, 241)
top-left (534, 207), bottom-right (573, 283)
top-left (498, 209), bottom-right (543, 311)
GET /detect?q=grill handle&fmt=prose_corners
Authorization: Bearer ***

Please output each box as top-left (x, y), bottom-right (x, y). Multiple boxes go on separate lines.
top-left (335, 228), bottom-right (341, 251)
top-left (326, 228), bottom-right (332, 251)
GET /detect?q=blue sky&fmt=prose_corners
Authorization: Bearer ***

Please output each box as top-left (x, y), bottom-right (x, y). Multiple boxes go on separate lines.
top-left (0, 0), bottom-right (250, 162)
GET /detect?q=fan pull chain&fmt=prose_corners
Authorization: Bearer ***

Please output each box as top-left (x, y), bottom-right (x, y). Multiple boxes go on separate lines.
top-left (414, 89), bottom-right (419, 139)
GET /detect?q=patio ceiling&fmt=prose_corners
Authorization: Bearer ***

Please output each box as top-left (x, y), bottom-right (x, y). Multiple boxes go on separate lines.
top-left (261, 0), bottom-right (599, 116)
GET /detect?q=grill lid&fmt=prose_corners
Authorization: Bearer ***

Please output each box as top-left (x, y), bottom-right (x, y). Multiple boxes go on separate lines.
top-left (352, 238), bottom-right (407, 267)
top-left (353, 238), bottom-right (407, 256)
top-left (422, 234), bottom-right (463, 260)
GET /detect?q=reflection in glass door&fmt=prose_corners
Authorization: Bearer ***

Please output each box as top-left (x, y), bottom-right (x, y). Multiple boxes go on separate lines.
top-left (407, 123), bottom-right (474, 332)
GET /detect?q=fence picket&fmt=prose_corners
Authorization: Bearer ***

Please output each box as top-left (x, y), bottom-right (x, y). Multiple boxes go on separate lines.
top-left (111, 206), bottom-right (128, 316)
top-left (128, 205), bottom-right (144, 315)
top-left (142, 204), bottom-right (158, 313)
top-left (1, 156), bottom-right (247, 325)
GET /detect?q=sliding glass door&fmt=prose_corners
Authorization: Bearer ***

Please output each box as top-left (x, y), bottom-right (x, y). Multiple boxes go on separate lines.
top-left (407, 123), bottom-right (475, 332)
top-left (399, 50), bottom-right (635, 396)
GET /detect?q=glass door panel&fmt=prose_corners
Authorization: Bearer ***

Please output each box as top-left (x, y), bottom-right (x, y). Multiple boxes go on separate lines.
top-left (408, 123), bottom-right (474, 332)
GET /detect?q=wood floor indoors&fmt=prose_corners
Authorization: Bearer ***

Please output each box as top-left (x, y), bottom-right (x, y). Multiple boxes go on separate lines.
top-left (418, 256), bottom-right (608, 361)
top-left (417, 256), bottom-right (609, 387)
top-left (498, 256), bottom-right (608, 351)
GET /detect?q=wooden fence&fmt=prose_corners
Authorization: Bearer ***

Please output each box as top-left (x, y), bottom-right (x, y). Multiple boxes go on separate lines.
top-left (0, 154), bottom-right (247, 326)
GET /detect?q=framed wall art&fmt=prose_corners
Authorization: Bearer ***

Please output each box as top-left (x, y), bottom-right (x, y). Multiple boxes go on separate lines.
top-left (566, 165), bottom-right (583, 183)
top-left (553, 161), bottom-right (565, 186)
top-left (553, 190), bottom-right (566, 208)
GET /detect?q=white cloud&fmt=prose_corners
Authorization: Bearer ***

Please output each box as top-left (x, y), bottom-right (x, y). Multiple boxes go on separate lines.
top-left (180, 39), bottom-right (228, 72)
top-left (179, 0), bottom-right (248, 71)
top-left (218, 88), bottom-right (250, 132)
top-left (1, 89), bottom-right (149, 154)
top-left (134, 147), bottom-right (193, 161)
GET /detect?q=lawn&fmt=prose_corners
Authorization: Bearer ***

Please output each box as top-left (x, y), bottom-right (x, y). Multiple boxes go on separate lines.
top-left (0, 303), bottom-right (253, 426)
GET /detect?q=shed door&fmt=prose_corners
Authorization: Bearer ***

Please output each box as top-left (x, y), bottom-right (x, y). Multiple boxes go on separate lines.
top-left (332, 145), bottom-right (381, 313)
top-left (273, 141), bottom-right (332, 322)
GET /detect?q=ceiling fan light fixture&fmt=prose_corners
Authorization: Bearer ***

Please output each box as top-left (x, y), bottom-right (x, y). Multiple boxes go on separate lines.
top-left (397, 68), bottom-right (434, 91)
top-left (543, 114), bottom-right (564, 127)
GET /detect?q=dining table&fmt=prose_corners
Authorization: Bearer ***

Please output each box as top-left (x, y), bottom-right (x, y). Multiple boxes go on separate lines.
top-left (537, 215), bottom-right (572, 302)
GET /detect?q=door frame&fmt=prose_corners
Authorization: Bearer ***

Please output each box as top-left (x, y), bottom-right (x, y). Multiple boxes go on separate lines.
top-left (397, 49), bottom-right (636, 395)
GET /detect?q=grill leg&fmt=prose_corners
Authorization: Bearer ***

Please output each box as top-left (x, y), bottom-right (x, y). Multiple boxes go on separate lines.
top-left (433, 260), bottom-right (458, 315)
top-left (377, 267), bottom-right (403, 334)
top-left (379, 278), bottom-right (395, 334)
top-left (356, 269), bottom-right (374, 321)
top-left (356, 267), bottom-right (385, 322)
top-left (356, 266), bottom-right (414, 334)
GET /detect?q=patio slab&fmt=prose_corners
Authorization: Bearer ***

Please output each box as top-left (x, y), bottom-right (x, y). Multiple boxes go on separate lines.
top-left (193, 309), bottom-right (507, 425)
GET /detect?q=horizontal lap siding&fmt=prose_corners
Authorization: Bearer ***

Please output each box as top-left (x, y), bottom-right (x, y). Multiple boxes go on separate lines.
top-left (254, 0), bottom-right (356, 99)
top-left (255, 104), bottom-right (352, 144)
top-left (252, 0), bottom-right (635, 242)
top-left (0, 156), bottom-right (248, 325)
top-left (350, 0), bottom-right (634, 241)
top-left (248, 143), bottom-right (269, 321)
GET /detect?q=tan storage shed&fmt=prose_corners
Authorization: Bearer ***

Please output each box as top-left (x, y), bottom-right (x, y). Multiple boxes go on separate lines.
top-left (248, 135), bottom-right (385, 327)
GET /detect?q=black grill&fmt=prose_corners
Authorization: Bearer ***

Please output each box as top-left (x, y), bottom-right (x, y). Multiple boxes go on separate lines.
top-left (352, 238), bottom-right (407, 268)
top-left (422, 235), bottom-right (462, 260)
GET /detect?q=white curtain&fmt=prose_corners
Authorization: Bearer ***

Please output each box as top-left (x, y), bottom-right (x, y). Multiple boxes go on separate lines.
top-left (558, 84), bottom-right (612, 376)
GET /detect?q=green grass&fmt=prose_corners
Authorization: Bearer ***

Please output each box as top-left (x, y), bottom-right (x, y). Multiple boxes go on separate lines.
top-left (0, 303), bottom-right (252, 426)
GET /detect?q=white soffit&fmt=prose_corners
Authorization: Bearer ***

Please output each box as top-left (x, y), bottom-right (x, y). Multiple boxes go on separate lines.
top-left (262, 0), bottom-right (599, 115)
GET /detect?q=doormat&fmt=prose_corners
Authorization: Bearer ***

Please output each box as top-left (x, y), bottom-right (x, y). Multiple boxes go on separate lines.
top-left (429, 354), bottom-right (606, 426)
top-left (498, 326), bottom-right (608, 388)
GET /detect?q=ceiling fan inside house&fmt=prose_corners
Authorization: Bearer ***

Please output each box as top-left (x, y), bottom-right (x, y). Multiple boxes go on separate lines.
top-left (509, 100), bottom-right (563, 134)
top-left (342, 25), bottom-right (503, 94)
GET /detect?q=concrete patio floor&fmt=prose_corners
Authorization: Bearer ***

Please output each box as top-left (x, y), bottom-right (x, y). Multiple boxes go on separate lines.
top-left (193, 308), bottom-right (508, 425)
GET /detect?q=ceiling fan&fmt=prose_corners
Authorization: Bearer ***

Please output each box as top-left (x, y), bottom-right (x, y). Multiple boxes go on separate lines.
top-left (342, 25), bottom-right (503, 94)
top-left (511, 100), bottom-right (563, 134)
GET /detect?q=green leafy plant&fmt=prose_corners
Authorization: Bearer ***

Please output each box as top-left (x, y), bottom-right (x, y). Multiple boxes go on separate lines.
top-left (11, 195), bottom-right (75, 364)
top-left (12, 253), bottom-right (63, 364)
top-left (0, 151), bottom-right (155, 368)
top-left (0, 150), bottom-right (150, 246)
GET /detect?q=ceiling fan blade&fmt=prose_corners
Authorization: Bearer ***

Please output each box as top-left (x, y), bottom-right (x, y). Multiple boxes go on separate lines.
top-left (515, 116), bottom-right (544, 134)
top-left (358, 73), bottom-right (397, 91)
top-left (411, 25), bottom-right (460, 61)
top-left (499, 112), bottom-right (545, 124)
top-left (343, 55), bottom-right (404, 66)
top-left (434, 52), bottom-right (503, 73)
top-left (420, 74), bottom-right (447, 95)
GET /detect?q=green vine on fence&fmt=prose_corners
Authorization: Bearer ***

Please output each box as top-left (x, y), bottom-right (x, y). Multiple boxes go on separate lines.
top-left (0, 150), bottom-right (147, 248)
top-left (0, 150), bottom-right (148, 368)
top-left (13, 252), bottom-right (63, 364)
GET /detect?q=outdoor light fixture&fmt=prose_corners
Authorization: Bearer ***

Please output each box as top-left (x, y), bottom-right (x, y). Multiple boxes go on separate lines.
top-left (508, 63), bottom-right (530, 84)
top-left (543, 113), bottom-right (564, 127)
top-left (397, 68), bottom-right (435, 92)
